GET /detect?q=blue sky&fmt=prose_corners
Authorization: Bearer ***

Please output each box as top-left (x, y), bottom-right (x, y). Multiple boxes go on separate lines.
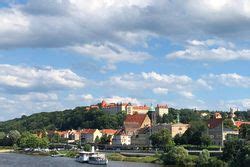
top-left (1, 0), bottom-right (250, 120)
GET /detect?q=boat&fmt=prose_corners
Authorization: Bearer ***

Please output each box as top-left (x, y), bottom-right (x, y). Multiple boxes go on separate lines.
top-left (75, 151), bottom-right (97, 163)
top-left (88, 154), bottom-right (108, 165)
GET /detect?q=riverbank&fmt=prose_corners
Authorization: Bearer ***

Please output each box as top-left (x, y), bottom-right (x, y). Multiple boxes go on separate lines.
top-left (10, 149), bottom-right (162, 164)
top-left (0, 146), bottom-right (14, 153)
top-left (107, 153), bottom-right (162, 164)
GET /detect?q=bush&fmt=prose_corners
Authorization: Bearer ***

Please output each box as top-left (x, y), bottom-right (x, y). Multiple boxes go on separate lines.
top-left (161, 146), bottom-right (189, 166)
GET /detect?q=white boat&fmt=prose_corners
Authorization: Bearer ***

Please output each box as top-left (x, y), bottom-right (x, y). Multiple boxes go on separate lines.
top-left (88, 154), bottom-right (108, 165)
top-left (75, 151), bottom-right (97, 163)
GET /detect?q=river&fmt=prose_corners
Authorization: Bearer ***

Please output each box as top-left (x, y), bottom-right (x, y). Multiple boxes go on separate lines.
top-left (0, 153), bottom-right (161, 167)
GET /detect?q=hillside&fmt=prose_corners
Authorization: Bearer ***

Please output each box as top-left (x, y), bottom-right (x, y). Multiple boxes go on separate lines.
top-left (0, 107), bottom-right (126, 132)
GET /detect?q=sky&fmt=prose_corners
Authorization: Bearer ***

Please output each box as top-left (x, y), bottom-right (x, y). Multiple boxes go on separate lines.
top-left (1, 0), bottom-right (250, 121)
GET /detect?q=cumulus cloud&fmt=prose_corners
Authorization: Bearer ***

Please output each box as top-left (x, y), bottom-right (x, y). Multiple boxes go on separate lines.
top-left (204, 73), bottom-right (250, 88)
top-left (220, 98), bottom-right (250, 110)
top-left (1, 0), bottom-right (250, 49)
top-left (0, 92), bottom-right (64, 121)
top-left (167, 39), bottom-right (250, 61)
top-left (102, 71), bottom-right (209, 99)
top-left (152, 87), bottom-right (169, 95)
top-left (0, 64), bottom-right (85, 93)
top-left (103, 96), bottom-right (141, 105)
top-left (69, 42), bottom-right (152, 64)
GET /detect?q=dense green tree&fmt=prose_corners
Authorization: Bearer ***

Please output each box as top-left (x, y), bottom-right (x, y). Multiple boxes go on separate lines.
top-left (0, 108), bottom-right (125, 132)
top-left (222, 139), bottom-right (244, 162)
top-left (150, 129), bottom-right (174, 150)
top-left (239, 124), bottom-right (250, 140)
top-left (174, 121), bottom-right (211, 146)
top-left (197, 149), bottom-right (210, 166)
top-left (19, 132), bottom-right (48, 149)
top-left (161, 146), bottom-right (189, 166)
top-left (100, 134), bottom-right (112, 145)
top-left (8, 130), bottom-right (21, 145)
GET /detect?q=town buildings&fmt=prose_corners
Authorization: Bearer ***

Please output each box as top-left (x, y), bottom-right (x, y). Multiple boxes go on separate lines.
top-left (112, 129), bottom-right (131, 146)
top-left (123, 114), bottom-right (151, 135)
top-left (152, 123), bottom-right (189, 138)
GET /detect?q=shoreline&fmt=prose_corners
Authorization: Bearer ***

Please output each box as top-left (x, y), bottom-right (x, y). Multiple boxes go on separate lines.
top-left (0, 149), bottom-right (14, 153)
top-left (3, 150), bottom-right (161, 164)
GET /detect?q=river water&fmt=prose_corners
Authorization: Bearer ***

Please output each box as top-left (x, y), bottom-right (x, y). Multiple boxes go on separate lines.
top-left (0, 153), bottom-right (161, 167)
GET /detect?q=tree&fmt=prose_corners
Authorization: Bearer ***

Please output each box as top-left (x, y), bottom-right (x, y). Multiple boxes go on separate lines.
top-left (197, 149), bottom-right (210, 166)
top-left (83, 144), bottom-right (92, 152)
top-left (19, 132), bottom-right (48, 149)
top-left (150, 129), bottom-right (174, 150)
top-left (0, 132), bottom-right (6, 146)
top-left (223, 139), bottom-right (244, 162)
top-left (239, 124), bottom-right (250, 140)
top-left (8, 130), bottom-right (21, 145)
top-left (100, 134), bottom-right (112, 145)
top-left (161, 146), bottom-right (189, 166)
top-left (175, 121), bottom-right (211, 146)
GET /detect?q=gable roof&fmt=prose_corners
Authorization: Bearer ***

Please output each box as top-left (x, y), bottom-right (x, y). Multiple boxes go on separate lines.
top-left (81, 129), bottom-right (97, 134)
top-left (124, 114), bottom-right (149, 126)
top-left (101, 129), bottom-right (117, 135)
top-left (208, 118), bottom-right (223, 129)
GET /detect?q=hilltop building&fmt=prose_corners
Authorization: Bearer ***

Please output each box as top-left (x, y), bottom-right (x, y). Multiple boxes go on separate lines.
top-left (155, 104), bottom-right (169, 117)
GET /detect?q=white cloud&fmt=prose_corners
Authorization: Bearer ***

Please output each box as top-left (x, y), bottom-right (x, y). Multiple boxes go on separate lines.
top-left (205, 73), bottom-right (250, 88)
top-left (69, 42), bottom-right (152, 65)
top-left (103, 96), bottom-right (141, 105)
top-left (179, 91), bottom-right (194, 99)
top-left (152, 87), bottom-right (168, 95)
top-left (102, 71), bottom-right (209, 98)
top-left (0, 64), bottom-right (85, 93)
top-left (82, 94), bottom-right (94, 101)
top-left (1, 0), bottom-right (250, 49)
top-left (220, 98), bottom-right (250, 110)
top-left (167, 39), bottom-right (250, 61)
top-left (16, 92), bottom-right (58, 101)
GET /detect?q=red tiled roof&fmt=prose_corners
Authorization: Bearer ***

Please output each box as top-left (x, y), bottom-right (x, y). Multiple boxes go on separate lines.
top-left (81, 129), bottom-right (96, 134)
top-left (156, 104), bottom-right (168, 108)
top-left (101, 129), bottom-right (117, 135)
top-left (114, 129), bottom-right (126, 135)
top-left (132, 106), bottom-right (149, 110)
top-left (208, 118), bottom-right (223, 129)
top-left (124, 114), bottom-right (148, 125)
top-left (234, 121), bottom-right (250, 128)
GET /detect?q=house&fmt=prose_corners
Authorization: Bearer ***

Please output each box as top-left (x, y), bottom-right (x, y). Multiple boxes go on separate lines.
top-left (124, 114), bottom-right (151, 135)
top-left (100, 129), bottom-right (117, 145)
top-left (208, 118), bottom-right (223, 146)
top-left (81, 129), bottom-right (102, 143)
top-left (152, 123), bottom-right (189, 137)
top-left (112, 129), bottom-right (131, 146)
top-left (223, 128), bottom-right (239, 140)
top-left (234, 121), bottom-right (250, 128)
top-left (126, 105), bottom-right (149, 115)
top-left (131, 127), bottom-right (150, 146)
top-left (155, 104), bottom-right (169, 117)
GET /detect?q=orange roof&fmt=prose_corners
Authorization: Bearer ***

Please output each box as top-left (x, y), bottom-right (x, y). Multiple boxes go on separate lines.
top-left (234, 121), bottom-right (250, 128)
top-left (132, 106), bottom-right (149, 110)
top-left (124, 114), bottom-right (148, 126)
top-left (81, 129), bottom-right (97, 134)
top-left (156, 104), bottom-right (168, 108)
top-left (101, 129), bottom-right (117, 135)
top-left (208, 118), bottom-right (222, 129)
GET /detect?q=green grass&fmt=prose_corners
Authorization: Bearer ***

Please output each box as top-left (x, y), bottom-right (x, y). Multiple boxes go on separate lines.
top-left (107, 153), bottom-right (160, 164)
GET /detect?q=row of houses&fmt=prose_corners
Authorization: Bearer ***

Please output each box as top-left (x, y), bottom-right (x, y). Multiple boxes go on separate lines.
top-left (47, 113), bottom-right (190, 147)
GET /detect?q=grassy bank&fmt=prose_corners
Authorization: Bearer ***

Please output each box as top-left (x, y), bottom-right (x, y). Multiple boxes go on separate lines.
top-left (107, 153), bottom-right (161, 164)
